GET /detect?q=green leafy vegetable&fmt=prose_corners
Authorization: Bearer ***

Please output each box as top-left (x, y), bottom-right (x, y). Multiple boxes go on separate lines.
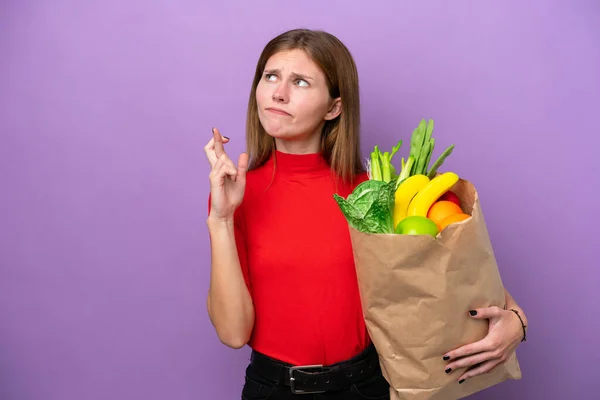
top-left (368, 140), bottom-right (402, 183)
top-left (427, 144), bottom-right (455, 179)
top-left (406, 118), bottom-right (454, 178)
top-left (396, 155), bottom-right (414, 185)
top-left (415, 140), bottom-right (431, 175)
top-left (422, 137), bottom-right (435, 175)
top-left (409, 119), bottom-right (427, 175)
top-left (333, 180), bottom-right (396, 234)
top-left (424, 119), bottom-right (434, 148)
top-left (370, 146), bottom-right (382, 181)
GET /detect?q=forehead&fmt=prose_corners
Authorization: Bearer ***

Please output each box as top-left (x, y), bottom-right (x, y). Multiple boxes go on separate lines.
top-left (264, 49), bottom-right (322, 76)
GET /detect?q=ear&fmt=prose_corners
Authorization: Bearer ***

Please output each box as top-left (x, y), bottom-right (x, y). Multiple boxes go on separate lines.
top-left (324, 97), bottom-right (342, 121)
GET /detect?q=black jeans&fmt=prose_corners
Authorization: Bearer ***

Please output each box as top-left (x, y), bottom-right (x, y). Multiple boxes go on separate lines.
top-left (241, 345), bottom-right (390, 400)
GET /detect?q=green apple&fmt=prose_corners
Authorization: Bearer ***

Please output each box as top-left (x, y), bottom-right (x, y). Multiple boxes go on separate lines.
top-left (395, 216), bottom-right (439, 237)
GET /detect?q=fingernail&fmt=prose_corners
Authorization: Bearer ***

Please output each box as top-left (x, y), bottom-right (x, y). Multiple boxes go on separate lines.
top-left (443, 355), bottom-right (450, 361)
top-left (445, 368), bottom-right (452, 374)
top-left (223, 136), bottom-right (230, 140)
top-left (469, 310), bottom-right (477, 316)
top-left (459, 379), bottom-right (465, 384)
top-left (212, 127), bottom-right (215, 133)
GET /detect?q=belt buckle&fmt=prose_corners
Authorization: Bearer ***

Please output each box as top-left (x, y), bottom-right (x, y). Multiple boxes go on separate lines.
top-left (289, 364), bottom-right (326, 394)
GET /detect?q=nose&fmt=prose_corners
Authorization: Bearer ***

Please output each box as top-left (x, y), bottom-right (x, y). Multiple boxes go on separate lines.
top-left (272, 83), bottom-right (289, 103)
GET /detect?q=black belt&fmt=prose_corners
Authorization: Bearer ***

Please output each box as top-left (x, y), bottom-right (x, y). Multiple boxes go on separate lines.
top-left (249, 344), bottom-right (381, 394)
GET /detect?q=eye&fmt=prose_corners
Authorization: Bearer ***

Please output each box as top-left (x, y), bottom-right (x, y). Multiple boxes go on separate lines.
top-left (265, 73), bottom-right (277, 82)
top-left (295, 79), bottom-right (309, 87)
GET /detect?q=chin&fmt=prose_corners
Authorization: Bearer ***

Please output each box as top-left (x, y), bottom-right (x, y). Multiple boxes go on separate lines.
top-left (264, 128), bottom-right (300, 141)
top-left (259, 118), bottom-right (292, 139)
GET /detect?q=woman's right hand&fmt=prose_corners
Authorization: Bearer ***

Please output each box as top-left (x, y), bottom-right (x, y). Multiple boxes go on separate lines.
top-left (204, 127), bottom-right (249, 222)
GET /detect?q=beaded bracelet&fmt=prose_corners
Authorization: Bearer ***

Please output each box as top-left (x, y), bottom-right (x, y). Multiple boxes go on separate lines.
top-left (509, 308), bottom-right (527, 342)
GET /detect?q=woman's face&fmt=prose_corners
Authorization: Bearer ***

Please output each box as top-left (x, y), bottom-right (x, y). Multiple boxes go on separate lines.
top-left (255, 49), bottom-right (341, 148)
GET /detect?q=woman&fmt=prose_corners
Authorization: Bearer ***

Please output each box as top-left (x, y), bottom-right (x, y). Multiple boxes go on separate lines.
top-left (204, 29), bottom-right (527, 399)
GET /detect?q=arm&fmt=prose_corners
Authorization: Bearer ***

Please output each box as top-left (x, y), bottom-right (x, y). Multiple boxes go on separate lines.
top-left (443, 287), bottom-right (528, 383)
top-left (206, 215), bottom-right (255, 349)
top-left (504, 287), bottom-right (528, 336)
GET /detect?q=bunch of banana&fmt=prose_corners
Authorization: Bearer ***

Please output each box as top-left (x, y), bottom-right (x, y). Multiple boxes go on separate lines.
top-left (393, 174), bottom-right (430, 227)
top-left (393, 172), bottom-right (460, 228)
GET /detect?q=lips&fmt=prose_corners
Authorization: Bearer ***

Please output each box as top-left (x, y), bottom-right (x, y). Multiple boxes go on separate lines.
top-left (266, 107), bottom-right (292, 116)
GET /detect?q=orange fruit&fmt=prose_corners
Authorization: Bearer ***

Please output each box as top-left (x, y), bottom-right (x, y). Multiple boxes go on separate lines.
top-left (427, 201), bottom-right (463, 229)
top-left (439, 213), bottom-right (471, 231)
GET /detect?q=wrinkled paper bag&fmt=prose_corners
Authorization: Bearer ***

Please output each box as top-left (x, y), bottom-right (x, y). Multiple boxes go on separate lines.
top-left (348, 178), bottom-right (522, 400)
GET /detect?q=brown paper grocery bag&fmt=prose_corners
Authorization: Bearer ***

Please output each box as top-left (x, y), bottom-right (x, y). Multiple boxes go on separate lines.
top-left (348, 178), bottom-right (522, 400)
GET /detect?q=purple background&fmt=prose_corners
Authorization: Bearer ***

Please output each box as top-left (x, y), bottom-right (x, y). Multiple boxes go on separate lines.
top-left (1, 1), bottom-right (598, 399)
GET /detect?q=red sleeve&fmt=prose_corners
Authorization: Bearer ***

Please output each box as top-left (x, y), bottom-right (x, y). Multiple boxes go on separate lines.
top-left (207, 194), bottom-right (252, 292)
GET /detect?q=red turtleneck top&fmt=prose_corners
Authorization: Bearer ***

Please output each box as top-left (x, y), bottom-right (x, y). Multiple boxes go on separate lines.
top-left (209, 150), bottom-right (370, 366)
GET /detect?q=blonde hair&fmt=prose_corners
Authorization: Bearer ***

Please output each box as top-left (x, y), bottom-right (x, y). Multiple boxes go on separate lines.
top-left (245, 29), bottom-right (364, 185)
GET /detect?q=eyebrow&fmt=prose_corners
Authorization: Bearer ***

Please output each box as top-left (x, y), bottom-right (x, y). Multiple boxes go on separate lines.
top-left (264, 69), bottom-right (315, 81)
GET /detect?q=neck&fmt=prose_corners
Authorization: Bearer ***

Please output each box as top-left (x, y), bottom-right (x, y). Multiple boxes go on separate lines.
top-left (273, 126), bottom-right (323, 155)
top-left (274, 138), bottom-right (321, 154)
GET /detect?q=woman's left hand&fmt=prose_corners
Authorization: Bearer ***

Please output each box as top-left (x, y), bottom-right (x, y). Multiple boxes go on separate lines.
top-left (442, 306), bottom-right (525, 384)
